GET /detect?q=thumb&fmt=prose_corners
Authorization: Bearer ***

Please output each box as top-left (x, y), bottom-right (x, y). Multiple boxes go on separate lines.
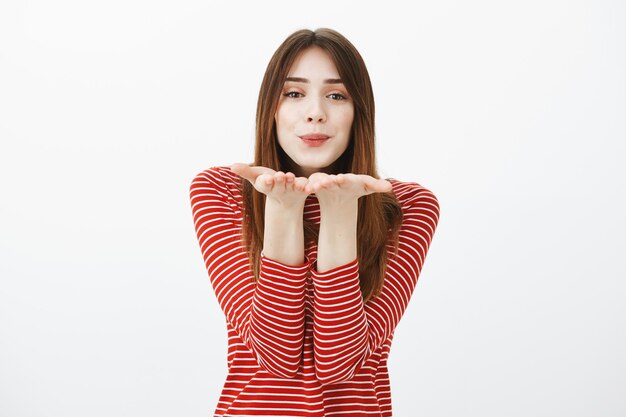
top-left (230, 163), bottom-right (275, 185)
top-left (230, 163), bottom-right (256, 184)
top-left (363, 176), bottom-right (393, 194)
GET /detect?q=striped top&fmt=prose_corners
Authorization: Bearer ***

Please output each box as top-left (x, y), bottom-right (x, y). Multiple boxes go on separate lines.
top-left (189, 166), bottom-right (440, 417)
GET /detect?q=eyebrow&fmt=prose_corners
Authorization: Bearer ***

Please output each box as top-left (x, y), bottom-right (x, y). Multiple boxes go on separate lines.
top-left (285, 76), bottom-right (344, 84)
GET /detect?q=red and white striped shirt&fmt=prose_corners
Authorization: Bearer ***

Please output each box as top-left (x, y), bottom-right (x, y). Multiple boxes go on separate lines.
top-left (190, 166), bottom-right (440, 416)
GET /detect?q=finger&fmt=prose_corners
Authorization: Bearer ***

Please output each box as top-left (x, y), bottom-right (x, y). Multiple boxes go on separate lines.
top-left (274, 171), bottom-right (286, 184)
top-left (230, 163), bottom-right (255, 183)
top-left (319, 175), bottom-right (345, 192)
top-left (373, 178), bottom-right (392, 192)
top-left (381, 179), bottom-right (393, 192)
top-left (308, 172), bottom-right (327, 182)
top-left (315, 178), bottom-right (335, 192)
top-left (231, 163), bottom-right (276, 185)
top-left (273, 171), bottom-right (289, 193)
top-left (312, 181), bottom-right (324, 193)
top-left (293, 177), bottom-right (308, 192)
top-left (363, 176), bottom-right (392, 194)
top-left (334, 173), bottom-right (359, 189)
top-left (304, 180), bottom-right (319, 194)
top-left (256, 173), bottom-right (274, 190)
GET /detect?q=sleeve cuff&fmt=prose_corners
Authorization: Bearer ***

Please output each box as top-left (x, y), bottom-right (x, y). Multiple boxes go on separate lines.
top-left (311, 257), bottom-right (359, 282)
top-left (260, 253), bottom-right (311, 281)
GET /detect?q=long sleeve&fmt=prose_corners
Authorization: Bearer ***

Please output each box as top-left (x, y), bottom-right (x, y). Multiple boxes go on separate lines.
top-left (312, 183), bottom-right (440, 384)
top-left (189, 167), bottom-right (308, 378)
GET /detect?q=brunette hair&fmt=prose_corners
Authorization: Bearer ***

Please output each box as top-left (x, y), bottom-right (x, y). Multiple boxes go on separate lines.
top-left (241, 28), bottom-right (403, 302)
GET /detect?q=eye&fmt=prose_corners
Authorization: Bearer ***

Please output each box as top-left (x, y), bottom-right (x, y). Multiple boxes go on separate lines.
top-left (328, 93), bottom-right (347, 101)
top-left (283, 91), bottom-right (302, 98)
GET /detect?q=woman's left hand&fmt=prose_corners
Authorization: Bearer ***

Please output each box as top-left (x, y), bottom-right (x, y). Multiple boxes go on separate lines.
top-left (304, 172), bottom-right (392, 207)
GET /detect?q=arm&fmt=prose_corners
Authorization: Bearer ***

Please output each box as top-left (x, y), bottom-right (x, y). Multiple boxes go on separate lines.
top-left (189, 166), bottom-right (309, 378)
top-left (262, 190), bottom-right (306, 266)
top-left (311, 178), bottom-right (440, 384)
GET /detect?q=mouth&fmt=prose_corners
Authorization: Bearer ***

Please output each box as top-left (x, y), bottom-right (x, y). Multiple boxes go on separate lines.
top-left (299, 134), bottom-right (330, 147)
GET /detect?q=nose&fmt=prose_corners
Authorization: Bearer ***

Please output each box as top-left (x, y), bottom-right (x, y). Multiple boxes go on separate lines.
top-left (306, 98), bottom-right (326, 123)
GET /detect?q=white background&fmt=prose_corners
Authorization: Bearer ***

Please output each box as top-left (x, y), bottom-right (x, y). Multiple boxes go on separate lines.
top-left (1, 1), bottom-right (625, 416)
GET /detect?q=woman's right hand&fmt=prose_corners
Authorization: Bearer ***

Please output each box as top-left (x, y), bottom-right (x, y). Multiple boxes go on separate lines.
top-left (231, 163), bottom-right (308, 265)
top-left (230, 163), bottom-right (310, 207)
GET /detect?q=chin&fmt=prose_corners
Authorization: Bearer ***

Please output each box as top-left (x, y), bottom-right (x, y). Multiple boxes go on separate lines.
top-left (301, 162), bottom-right (332, 172)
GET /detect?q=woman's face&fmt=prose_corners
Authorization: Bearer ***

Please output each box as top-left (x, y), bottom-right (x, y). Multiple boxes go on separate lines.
top-left (275, 46), bottom-right (354, 177)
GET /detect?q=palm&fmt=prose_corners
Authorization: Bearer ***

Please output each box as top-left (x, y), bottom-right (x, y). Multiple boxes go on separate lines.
top-left (230, 163), bottom-right (309, 205)
top-left (305, 172), bottom-right (392, 205)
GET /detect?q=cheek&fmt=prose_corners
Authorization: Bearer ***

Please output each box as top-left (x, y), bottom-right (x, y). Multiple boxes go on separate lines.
top-left (277, 100), bottom-right (298, 117)
top-left (275, 108), bottom-right (293, 147)
top-left (342, 108), bottom-right (355, 131)
top-left (275, 101), bottom-right (285, 124)
top-left (274, 107), bottom-right (282, 127)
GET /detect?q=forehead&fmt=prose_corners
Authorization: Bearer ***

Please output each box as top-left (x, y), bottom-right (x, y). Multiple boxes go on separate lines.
top-left (287, 46), bottom-right (340, 78)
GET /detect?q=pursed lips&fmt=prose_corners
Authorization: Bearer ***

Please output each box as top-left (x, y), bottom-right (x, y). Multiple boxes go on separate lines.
top-left (299, 134), bottom-right (330, 140)
top-left (299, 134), bottom-right (330, 147)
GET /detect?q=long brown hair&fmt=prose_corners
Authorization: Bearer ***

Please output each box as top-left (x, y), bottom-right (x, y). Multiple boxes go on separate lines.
top-left (242, 28), bottom-right (403, 302)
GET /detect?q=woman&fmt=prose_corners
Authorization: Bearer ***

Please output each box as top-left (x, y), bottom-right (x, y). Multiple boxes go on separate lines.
top-left (190, 27), bottom-right (440, 417)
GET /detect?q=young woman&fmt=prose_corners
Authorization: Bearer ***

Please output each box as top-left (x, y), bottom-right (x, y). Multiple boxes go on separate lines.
top-left (190, 28), bottom-right (440, 417)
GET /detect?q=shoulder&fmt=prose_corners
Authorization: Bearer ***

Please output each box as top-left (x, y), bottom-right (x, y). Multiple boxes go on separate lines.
top-left (189, 166), bottom-right (245, 219)
top-left (387, 178), bottom-right (440, 225)
top-left (189, 166), bottom-right (244, 204)
top-left (190, 166), bottom-right (241, 191)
